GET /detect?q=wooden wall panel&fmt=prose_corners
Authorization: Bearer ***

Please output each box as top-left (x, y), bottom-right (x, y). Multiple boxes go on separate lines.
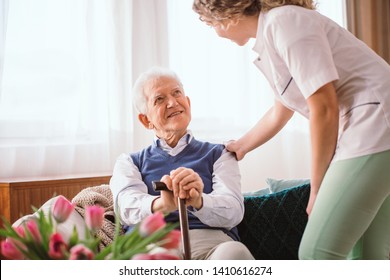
top-left (0, 175), bottom-right (111, 225)
top-left (0, 184), bottom-right (11, 225)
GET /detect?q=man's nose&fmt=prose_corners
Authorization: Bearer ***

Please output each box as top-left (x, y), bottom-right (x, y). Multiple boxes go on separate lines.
top-left (166, 96), bottom-right (178, 107)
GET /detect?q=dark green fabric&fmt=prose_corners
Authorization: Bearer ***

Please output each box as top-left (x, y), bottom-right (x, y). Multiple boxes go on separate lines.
top-left (238, 183), bottom-right (310, 260)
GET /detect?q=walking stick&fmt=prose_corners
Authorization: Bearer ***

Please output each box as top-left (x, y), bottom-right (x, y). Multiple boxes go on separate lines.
top-left (152, 181), bottom-right (191, 260)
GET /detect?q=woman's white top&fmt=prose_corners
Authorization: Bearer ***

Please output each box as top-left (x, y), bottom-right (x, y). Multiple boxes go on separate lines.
top-left (253, 5), bottom-right (390, 161)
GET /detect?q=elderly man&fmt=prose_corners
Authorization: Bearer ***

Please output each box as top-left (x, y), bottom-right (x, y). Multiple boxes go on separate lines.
top-left (110, 67), bottom-right (254, 260)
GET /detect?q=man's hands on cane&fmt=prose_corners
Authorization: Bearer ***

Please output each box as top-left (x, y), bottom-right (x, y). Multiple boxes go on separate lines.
top-left (169, 167), bottom-right (204, 210)
top-left (152, 167), bottom-right (200, 261)
top-left (152, 168), bottom-right (204, 213)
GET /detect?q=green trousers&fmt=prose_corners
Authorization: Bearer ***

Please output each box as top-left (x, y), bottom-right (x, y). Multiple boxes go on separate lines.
top-left (299, 150), bottom-right (390, 259)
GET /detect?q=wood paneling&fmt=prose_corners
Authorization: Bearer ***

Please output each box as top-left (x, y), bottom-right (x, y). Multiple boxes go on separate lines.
top-left (0, 174), bottom-right (111, 226)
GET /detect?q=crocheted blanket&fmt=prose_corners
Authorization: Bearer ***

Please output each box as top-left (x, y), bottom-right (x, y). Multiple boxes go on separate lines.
top-left (71, 184), bottom-right (123, 250)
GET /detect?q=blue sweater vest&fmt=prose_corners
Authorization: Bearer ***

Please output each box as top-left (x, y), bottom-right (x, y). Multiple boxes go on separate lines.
top-left (131, 138), bottom-right (239, 240)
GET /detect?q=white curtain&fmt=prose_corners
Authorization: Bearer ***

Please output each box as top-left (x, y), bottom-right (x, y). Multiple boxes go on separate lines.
top-left (0, 0), bottom-right (168, 179)
top-left (131, 0), bottom-right (169, 152)
top-left (0, 0), bottom-right (8, 100)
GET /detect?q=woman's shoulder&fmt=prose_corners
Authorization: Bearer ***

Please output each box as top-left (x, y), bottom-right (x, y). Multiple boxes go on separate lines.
top-left (261, 5), bottom-right (322, 39)
top-left (263, 5), bottom-right (317, 24)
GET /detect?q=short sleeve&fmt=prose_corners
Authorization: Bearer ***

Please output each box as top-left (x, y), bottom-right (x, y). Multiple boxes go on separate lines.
top-left (264, 8), bottom-right (339, 98)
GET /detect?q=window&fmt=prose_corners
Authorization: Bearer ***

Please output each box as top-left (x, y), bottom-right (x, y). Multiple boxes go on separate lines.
top-left (0, 0), bottom-right (133, 178)
top-left (0, 0), bottom-right (88, 144)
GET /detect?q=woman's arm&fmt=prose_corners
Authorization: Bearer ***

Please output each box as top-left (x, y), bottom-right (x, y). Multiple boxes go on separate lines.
top-left (226, 100), bottom-right (294, 160)
top-left (306, 82), bottom-right (339, 215)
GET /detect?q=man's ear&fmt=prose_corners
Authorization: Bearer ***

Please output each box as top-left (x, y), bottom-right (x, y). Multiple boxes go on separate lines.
top-left (138, 114), bottom-right (153, 129)
top-left (186, 96), bottom-right (191, 107)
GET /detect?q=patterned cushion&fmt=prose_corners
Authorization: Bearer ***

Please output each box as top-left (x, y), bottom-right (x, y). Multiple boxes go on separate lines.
top-left (238, 183), bottom-right (310, 260)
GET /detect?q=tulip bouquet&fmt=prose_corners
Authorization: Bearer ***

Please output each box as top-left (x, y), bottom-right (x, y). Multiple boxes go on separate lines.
top-left (0, 196), bottom-right (181, 260)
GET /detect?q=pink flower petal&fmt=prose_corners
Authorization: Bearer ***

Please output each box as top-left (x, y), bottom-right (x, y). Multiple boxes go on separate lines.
top-left (139, 212), bottom-right (166, 237)
top-left (26, 219), bottom-right (42, 243)
top-left (161, 229), bottom-right (181, 249)
top-left (52, 195), bottom-right (75, 223)
top-left (69, 244), bottom-right (94, 260)
top-left (85, 205), bottom-right (104, 231)
top-left (48, 233), bottom-right (67, 259)
top-left (1, 240), bottom-right (24, 260)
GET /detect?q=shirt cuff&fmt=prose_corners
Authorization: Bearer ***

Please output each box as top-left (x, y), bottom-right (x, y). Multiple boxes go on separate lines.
top-left (141, 195), bottom-right (159, 216)
top-left (188, 194), bottom-right (212, 216)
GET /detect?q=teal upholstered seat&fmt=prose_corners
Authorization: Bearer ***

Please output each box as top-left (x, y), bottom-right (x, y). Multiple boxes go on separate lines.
top-left (238, 183), bottom-right (310, 260)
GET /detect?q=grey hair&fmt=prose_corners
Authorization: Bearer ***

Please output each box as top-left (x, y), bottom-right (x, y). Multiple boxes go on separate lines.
top-left (132, 66), bottom-right (183, 114)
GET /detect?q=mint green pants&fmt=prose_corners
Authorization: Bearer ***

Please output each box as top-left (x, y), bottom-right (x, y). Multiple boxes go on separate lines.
top-left (299, 150), bottom-right (390, 259)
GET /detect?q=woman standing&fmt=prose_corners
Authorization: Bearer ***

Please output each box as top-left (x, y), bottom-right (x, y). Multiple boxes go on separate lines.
top-left (192, 0), bottom-right (390, 259)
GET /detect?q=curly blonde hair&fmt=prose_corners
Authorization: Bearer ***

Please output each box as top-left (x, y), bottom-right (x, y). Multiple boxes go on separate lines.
top-left (193, 0), bottom-right (316, 26)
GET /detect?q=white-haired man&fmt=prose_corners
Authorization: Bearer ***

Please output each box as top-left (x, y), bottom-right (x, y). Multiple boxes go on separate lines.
top-left (110, 66), bottom-right (254, 260)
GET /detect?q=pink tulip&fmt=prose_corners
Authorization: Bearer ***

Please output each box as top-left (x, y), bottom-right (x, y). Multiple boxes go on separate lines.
top-left (69, 244), bottom-right (94, 260)
top-left (26, 219), bottom-right (42, 243)
top-left (48, 233), bottom-right (67, 259)
top-left (131, 253), bottom-right (155, 260)
top-left (85, 205), bottom-right (104, 231)
top-left (14, 225), bottom-right (26, 238)
top-left (150, 252), bottom-right (181, 260)
top-left (1, 240), bottom-right (24, 260)
top-left (53, 195), bottom-right (75, 223)
top-left (160, 229), bottom-right (181, 249)
top-left (6, 226), bottom-right (27, 253)
top-left (131, 252), bottom-right (180, 260)
top-left (139, 212), bottom-right (166, 237)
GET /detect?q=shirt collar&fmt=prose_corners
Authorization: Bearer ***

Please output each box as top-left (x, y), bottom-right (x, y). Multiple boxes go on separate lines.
top-left (154, 130), bottom-right (193, 154)
top-left (252, 12), bottom-right (265, 55)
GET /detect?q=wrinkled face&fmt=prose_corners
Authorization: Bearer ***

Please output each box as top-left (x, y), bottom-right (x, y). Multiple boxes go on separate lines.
top-left (139, 76), bottom-right (191, 139)
top-left (212, 21), bottom-right (251, 46)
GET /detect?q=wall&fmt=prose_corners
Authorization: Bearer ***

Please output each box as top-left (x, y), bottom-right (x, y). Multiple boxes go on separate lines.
top-left (239, 128), bottom-right (311, 193)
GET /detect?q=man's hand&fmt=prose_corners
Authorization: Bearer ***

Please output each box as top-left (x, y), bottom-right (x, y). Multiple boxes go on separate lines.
top-left (151, 175), bottom-right (177, 214)
top-left (169, 167), bottom-right (204, 210)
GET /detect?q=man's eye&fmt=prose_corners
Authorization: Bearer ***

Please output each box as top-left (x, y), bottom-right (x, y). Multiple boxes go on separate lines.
top-left (173, 90), bottom-right (182, 96)
top-left (154, 97), bottom-right (164, 104)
